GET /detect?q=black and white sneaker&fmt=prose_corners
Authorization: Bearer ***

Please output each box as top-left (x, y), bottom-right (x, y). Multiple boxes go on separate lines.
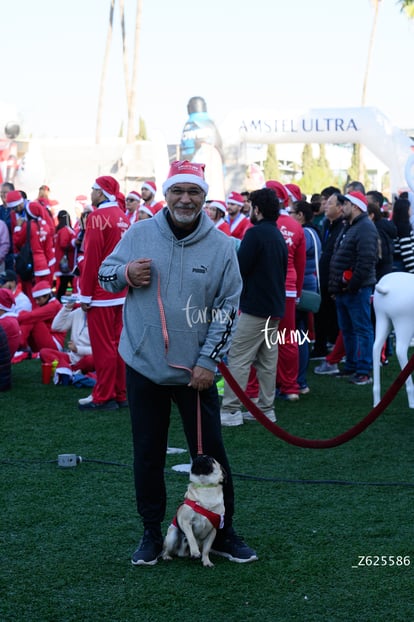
top-left (211, 527), bottom-right (258, 563)
top-left (131, 529), bottom-right (163, 566)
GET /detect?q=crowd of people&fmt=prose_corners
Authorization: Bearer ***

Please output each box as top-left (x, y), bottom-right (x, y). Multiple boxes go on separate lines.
top-left (1, 162), bottom-right (413, 566)
top-left (0, 177), bottom-right (165, 391)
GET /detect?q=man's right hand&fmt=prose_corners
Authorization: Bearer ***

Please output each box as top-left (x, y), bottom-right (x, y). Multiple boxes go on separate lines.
top-left (127, 258), bottom-right (152, 287)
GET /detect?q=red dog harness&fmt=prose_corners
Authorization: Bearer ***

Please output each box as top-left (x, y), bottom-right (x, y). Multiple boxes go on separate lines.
top-left (172, 499), bottom-right (224, 531)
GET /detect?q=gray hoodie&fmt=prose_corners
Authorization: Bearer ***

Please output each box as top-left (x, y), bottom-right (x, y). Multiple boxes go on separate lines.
top-left (98, 208), bottom-right (242, 385)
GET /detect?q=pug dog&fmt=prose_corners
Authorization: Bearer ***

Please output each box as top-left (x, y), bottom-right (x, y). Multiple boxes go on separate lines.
top-left (163, 454), bottom-right (226, 568)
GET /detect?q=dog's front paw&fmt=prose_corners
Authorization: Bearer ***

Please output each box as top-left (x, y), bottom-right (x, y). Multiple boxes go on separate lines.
top-left (162, 552), bottom-right (173, 561)
top-left (190, 553), bottom-right (201, 560)
top-left (202, 556), bottom-right (214, 568)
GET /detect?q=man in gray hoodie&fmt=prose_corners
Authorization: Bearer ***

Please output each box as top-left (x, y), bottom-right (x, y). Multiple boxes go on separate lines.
top-left (99, 160), bottom-right (257, 566)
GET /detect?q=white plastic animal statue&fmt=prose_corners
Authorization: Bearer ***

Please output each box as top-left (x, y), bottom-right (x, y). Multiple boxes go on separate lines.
top-left (373, 272), bottom-right (414, 408)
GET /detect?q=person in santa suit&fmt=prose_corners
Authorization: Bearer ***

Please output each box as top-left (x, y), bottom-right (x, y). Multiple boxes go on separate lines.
top-left (54, 210), bottom-right (76, 301)
top-left (17, 281), bottom-right (65, 355)
top-left (266, 180), bottom-right (306, 401)
top-left (0, 287), bottom-right (21, 358)
top-left (39, 299), bottom-right (94, 385)
top-left (205, 200), bottom-right (231, 235)
top-left (78, 175), bottom-right (129, 411)
top-left (225, 191), bottom-right (252, 240)
top-left (6, 190), bottom-right (26, 236)
top-left (125, 191), bottom-right (141, 225)
top-left (140, 181), bottom-right (164, 215)
top-left (13, 199), bottom-right (56, 300)
top-left (0, 269), bottom-right (32, 314)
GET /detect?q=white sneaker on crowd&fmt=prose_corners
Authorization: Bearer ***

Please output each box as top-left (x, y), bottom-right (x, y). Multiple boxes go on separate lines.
top-left (284, 393), bottom-right (299, 402)
top-left (243, 409), bottom-right (276, 423)
top-left (78, 394), bottom-right (93, 406)
top-left (220, 410), bottom-right (244, 427)
top-left (314, 361), bottom-right (339, 375)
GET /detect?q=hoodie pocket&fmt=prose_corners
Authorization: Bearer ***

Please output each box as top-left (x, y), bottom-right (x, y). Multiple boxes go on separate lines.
top-left (134, 324), bottom-right (200, 373)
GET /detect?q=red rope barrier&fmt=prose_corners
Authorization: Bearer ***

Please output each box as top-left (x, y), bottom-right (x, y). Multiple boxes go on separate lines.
top-left (218, 353), bottom-right (414, 449)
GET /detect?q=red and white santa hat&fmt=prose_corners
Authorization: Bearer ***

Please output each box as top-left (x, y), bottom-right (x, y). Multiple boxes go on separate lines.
top-left (344, 191), bottom-right (368, 212)
top-left (32, 281), bottom-right (53, 298)
top-left (6, 190), bottom-right (23, 208)
top-left (226, 191), bottom-right (244, 207)
top-left (162, 160), bottom-right (209, 195)
top-left (92, 176), bottom-right (120, 202)
top-left (139, 204), bottom-right (156, 218)
top-left (0, 287), bottom-right (16, 312)
top-left (126, 190), bottom-right (141, 202)
top-left (141, 181), bottom-right (156, 196)
top-left (25, 201), bottom-right (45, 220)
top-left (265, 180), bottom-right (290, 207)
top-left (209, 200), bottom-right (227, 215)
top-left (75, 194), bottom-right (89, 209)
top-left (285, 183), bottom-right (302, 203)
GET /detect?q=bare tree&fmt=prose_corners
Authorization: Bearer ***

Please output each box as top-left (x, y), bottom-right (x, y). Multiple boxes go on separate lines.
top-left (126, 0), bottom-right (143, 143)
top-left (119, 0), bottom-right (131, 115)
top-left (355, 0), bottom-right (382, 181)
top-left (96, 0), bottom-right (115, 144)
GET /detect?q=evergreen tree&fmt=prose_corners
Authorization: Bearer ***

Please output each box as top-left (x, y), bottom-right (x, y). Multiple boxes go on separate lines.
top-left (300, 144), bottom-right (339, 195)
top-left (263, 143), bottom-right (280, 180)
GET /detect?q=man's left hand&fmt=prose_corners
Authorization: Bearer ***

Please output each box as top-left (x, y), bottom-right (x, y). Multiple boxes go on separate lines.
top-left (188, 366), bottom-right (215, 391)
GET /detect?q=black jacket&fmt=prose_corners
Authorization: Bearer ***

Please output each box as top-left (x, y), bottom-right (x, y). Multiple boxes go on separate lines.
top-left (375, 218), bottom-right (397, 280)
top-left (319, 217), bottom-right (345, 290)
top-left (328, 213), bottom-right (378, 295)
top-left (238, 219), bottom-right (288, 318)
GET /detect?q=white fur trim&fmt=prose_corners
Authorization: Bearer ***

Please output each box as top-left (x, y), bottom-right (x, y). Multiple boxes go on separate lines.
top-left (32, 287), bottom-right (52, 298)
top-left (139, 205), bottom-right (154, 217)
top-left (344, 194), bottom-right (367, 212)
top-left (141, 182), bottom-right (156, 195)
top-left (7, 199), bottom-right (23, 208)
top-left (162, 174), bottom-right (209, 195)
top-left (92, 182), bottom-right (116, 202)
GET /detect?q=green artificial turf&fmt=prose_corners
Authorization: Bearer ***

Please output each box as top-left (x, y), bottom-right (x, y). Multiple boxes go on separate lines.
top-left (1, 356), bottom-right (413, 622)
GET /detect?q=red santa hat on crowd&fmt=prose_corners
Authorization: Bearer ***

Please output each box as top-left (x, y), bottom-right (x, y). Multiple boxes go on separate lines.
top-left (285, 183), bottom-right (302, 203)
top-left (126, 190), bottom-right (141, 202)
top-left (139, 204), bottom-right (157, 218)
top-left (265, 180), bottom-right (290, 207)
top-left (6, 190), bottom-right (24, 208)
top-left (141, 181), bottom-right (157, 196)
top-left (92, 176), bottom-right (120, 202)
top-left (209, 200), bottom-right (227, 215)
top-left (75, 194), bottom-right (89, 210)
top-left (162, 160), bottom-right (209, 195)
top-left (344, 191), bottom-right (368, 212)
top-left (226, 191), bottom-right (244, 207)
top-left (0, 287), bottom-right (16, 312)
top-left (32, 281), bottom-right (53, 298)
top-left (25, 201), bottom-right (47, 220)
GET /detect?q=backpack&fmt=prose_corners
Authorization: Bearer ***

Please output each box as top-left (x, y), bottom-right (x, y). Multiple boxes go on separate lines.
top-left (15, 220), bottom-right (34, 281)
top-left (59, 252), bottom-right (71, 274)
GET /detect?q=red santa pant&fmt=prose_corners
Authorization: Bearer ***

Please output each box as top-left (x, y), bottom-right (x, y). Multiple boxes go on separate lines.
top-left (276, 297), bottom-right (300, 395)
top-left (20, 321), bottom-right (62, 353)
top-left (87, 304), bottom-right (126, 404)
top-left (39, 347), bottom-right (94, 374)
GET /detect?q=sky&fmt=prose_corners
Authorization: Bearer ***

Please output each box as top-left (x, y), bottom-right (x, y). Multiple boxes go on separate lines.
top-left (2, 0), bottom-right (414, 145)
